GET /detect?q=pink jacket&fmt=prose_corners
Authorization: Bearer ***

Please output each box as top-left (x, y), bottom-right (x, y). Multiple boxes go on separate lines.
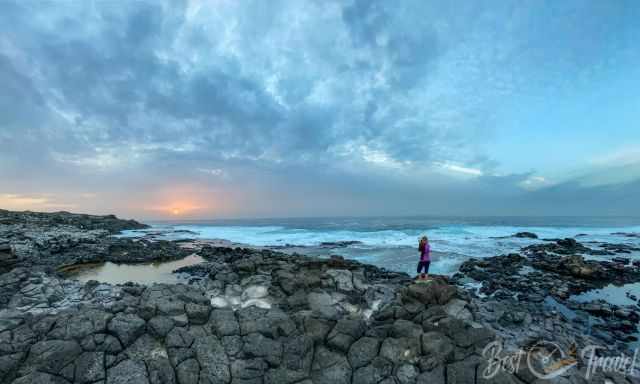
top-left (419, 243), bottom-right (431, 261)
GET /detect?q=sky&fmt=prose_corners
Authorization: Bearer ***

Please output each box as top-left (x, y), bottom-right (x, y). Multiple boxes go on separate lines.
top-left (1, 0), bottom-right (639, 219)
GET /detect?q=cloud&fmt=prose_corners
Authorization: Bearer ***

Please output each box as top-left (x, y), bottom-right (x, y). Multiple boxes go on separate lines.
top-left (0, 194), bottom-right (76, 210)
top-left (519, 175), bottom-right (550, 190)
top-left (589, 146), bottom-right (640, 171)
top-left (0, 0), bottom-right (491, 169)
top-left (0, 0), bottom-right (639, 217)
top-left (435, 162), bottom-right (484, 177)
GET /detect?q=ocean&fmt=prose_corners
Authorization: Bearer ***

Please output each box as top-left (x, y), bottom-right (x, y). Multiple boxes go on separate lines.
top-left (124, 216), bottom-right (640, 277)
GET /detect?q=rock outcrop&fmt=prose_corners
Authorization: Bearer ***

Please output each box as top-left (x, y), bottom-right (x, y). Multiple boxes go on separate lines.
top-left (453, 244), bottom-right (640, 354)
top-left (0, 210), bottom-right (190, 270)
top-left (0, 210), bottom-right (148, 233)
top-left (0, 211), bottom-right (635, 384)
top-left (0, 244), bottom-right (511, 384)
top-left (512, 232), bottom-right (538, 239)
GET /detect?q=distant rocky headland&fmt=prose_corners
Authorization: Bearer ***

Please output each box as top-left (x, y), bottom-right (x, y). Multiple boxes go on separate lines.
top-left (0, 209), bottom-right (638, 384)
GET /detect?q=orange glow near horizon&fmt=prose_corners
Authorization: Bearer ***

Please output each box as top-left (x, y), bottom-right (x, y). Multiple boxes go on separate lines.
top-left (138, 185), bottom-right (229, 218)
top-left (144, 197), bottom-right (207, 217)
top-left (154, 201), bottom-right (203, 216)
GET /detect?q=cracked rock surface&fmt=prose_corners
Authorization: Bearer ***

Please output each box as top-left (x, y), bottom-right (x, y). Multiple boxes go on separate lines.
top-left (0, 211), bottom-right (626, 383)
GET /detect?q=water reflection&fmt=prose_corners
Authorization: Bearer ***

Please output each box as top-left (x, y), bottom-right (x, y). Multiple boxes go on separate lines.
top-left (66, 254), bottom-right (205, 285)
top-left (572, 282), bottom-right (640, 307)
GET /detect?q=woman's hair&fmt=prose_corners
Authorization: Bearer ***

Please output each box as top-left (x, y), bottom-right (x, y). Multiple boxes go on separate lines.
top-left (421, 236), bottom-right (428, 243)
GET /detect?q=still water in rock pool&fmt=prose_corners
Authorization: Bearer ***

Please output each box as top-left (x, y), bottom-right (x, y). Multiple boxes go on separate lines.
top-left (66, 254), bottom-right (205, 285)
top-left (572, 282), bottom-right (640, 307)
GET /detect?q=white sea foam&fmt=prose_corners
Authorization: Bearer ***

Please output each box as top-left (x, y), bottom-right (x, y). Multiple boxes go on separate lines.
top-left (168, 223), bottom-right (640, 251)
top-left (122, 219), bottom-right (640, 277)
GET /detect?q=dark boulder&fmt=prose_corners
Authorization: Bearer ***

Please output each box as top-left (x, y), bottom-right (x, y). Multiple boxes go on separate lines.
top-left (403, 280), bottom-right (457, 306)
top-left (513, 232), bottom-right (538, 239)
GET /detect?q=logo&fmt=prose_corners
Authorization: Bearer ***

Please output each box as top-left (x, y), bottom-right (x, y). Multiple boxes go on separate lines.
top-left (526, 341), bottom-right (578, 379)
top-left (482, 340), bottom-right (640, 381)
top-left (481, 340), bottom-right (577, 380)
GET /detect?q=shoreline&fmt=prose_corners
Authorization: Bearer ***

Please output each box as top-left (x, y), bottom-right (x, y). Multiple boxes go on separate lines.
top-left (1, 209), bottom-right (639, 383)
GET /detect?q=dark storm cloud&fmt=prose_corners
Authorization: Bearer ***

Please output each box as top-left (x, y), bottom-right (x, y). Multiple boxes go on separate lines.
top-left (0, 0), bottom-right (639, 217)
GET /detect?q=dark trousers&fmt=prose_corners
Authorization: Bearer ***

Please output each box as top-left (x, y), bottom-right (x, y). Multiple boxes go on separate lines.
top-left (417, 261), bottom-right (430, 274)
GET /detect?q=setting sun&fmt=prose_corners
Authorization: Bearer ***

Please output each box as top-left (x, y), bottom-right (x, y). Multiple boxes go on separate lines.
top-left (162, 202), bottom-right (201, 216)
top-left (145, 199), bottom-right (204, 217)
top-left (138, 185), bottom-right (228, 219)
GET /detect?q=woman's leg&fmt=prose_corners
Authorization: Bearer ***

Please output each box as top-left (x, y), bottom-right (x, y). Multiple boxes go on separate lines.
top-left (424, 261), bottom-right (430, 279)
top-left (417, 261), bottom-right (426, 279)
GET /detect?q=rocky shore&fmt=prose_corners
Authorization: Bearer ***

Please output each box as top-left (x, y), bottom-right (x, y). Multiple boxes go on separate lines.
top-left (0, 210), bottom-right (148, 234)
top-left (0, 210), bottom-right (189, 272)
top-left (0, 211), bottom-right (638, 383)
top-left (453, 237), bottom-right (640, 356)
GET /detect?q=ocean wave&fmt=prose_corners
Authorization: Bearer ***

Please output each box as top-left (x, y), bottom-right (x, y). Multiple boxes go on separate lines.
top-left (122, 219), bottom-right (640, 275)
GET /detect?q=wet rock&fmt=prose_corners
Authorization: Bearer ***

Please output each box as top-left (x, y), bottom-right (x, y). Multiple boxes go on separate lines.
top-left (612, 257), bottom-right (630, 264)
top-left (523, 238), bottom-right (610, 256)
top-left (560, 255), bottom-right (604, 279)
top-left (319, 241), bottom-right (363, 248)
top-left (453, 238), bottom-right (640, 361)
top-left (513, 232), bottom-right (538, 239)
top-left (612, 232), bottom-right (640, 238)
top-left (601, 243), bottom-right (640, 254)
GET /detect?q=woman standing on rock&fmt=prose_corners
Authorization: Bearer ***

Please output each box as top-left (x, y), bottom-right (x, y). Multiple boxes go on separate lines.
top-left (417, 236), bottom-right (431, 280)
